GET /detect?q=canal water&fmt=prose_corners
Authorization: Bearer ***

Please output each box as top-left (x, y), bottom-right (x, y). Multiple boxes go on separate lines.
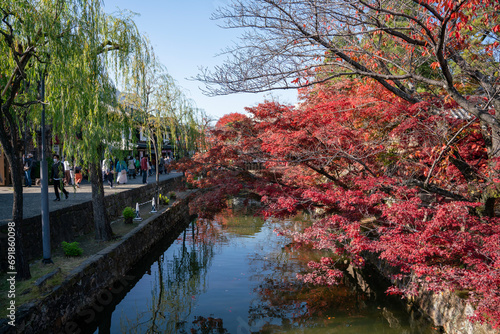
top-left (85, 210), bottom-right (438, 334)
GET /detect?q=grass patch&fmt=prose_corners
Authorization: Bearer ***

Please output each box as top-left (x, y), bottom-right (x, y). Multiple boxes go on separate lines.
top-left (0, 256), bottom-right (87, 312)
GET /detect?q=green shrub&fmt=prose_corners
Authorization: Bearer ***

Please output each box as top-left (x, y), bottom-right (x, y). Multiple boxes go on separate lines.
top-left (61, 241), bottom-right (83, 257)
top-left (168, 191), bottom-right (177, 199)
top-left (159, 194), bottom-right (170, 205)
top-left (122, 206), bottom-right (135, 219)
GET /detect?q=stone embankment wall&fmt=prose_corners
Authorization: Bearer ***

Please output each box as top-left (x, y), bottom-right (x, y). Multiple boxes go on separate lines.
top-left (0, 193), bottom-right (195, 334)
top-left (364, 256), bottom-right (498, 334)
top-left (413, 286), bottom-right (496, 334)
top-left (0, 177), bottom-right (183, 271)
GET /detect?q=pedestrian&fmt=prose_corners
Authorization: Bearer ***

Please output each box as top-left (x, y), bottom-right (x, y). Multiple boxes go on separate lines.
top-left (127, 156), bottom-right (136, 179)
top-left (135, 157), bottom-right (141, 176)
top-left (101, 158), bottom-right (108, 181)
top-left (51, 154), bottom-right (69, 201)
top-left (23, 153), bottom-right (33, 187)
top-left (165, 155), bottom-right (171, 174)
top-left (141, 155), bottom-right (148, 184)
top-left (159, 155), bottom-right (165, 175)
top-left (74, 165), bottom-right (82, 188)
top-left (151, 157), bottom-right (156, 175)
top-left (116, 158), bottom-right (128, 184)
top-left (69, 157), bottom-right (76, 186)
top-left (63, 157), bottom-right (71, 185)
top-left (106, 168), bottom-right (114, 188)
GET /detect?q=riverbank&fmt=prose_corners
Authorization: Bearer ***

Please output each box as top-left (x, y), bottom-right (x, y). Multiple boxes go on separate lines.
top-left (0, 171), bottom-right (183, 223)
top-left (0, 188), bottom-right (195, 334)
top-left (0, 173), bottom-right (183, 270)
top-left (362, 251), bottom-right (498, 334)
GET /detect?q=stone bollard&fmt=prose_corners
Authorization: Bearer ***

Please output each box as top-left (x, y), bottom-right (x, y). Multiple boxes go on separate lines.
top-left (150, 197), bottom-right (157, 213)
top-left (134, 202), bottom-right (142, 221)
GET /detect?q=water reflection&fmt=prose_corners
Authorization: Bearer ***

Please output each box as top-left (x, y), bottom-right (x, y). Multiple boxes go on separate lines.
top-left (121, 224), bottom-right (216, 334)
top-left (85, 211), bottom-right (438, 334)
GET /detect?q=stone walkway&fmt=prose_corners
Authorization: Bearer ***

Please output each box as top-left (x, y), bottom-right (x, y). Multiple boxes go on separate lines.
top-left (0, 171), bottom-right (183, 223)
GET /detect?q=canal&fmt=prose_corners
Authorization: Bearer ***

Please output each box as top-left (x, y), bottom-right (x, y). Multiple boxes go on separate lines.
top-left (83, 210), bottom-right (438, 333)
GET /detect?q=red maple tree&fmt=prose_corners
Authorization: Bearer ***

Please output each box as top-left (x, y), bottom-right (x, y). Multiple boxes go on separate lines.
top-left (178, 0), bottom-right (500, 327)
top-left (174, 76), bottom-right (500, 327)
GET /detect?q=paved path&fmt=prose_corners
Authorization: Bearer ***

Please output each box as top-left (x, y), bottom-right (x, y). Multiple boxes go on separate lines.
top-left (0, 172), bottom-right (183, 223)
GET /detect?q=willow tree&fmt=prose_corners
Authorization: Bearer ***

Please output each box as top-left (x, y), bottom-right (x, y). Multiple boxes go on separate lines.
top-left (118, 38), bottom-right (170, 206)
top-left (0, 0), bottom-right (140, 279)
top-left (156, 85), bottom-right (209, 160)
top-left (120, 38), bottom-right (208, 206)
top-left (47, 3), bottom-right (141, 241)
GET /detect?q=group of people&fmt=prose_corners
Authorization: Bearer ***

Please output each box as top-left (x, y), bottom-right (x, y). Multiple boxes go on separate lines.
top-left (23, 153), bottom-right (82, 188)
top-left (51, 155), bottom-right (85, 201)
top-left (102, 156), bottom-right (138, 188)
top-left (138, 155), bottom-right (172, 183)
top-left (23, 152), bottom-right (172, 201)
top-left (23, 153), bottom-right (83, 201)
top-left (102, 154), bottom-right (172, 188)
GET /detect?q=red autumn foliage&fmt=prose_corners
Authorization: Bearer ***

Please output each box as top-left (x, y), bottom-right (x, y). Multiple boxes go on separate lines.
top-left (173, 78), bottom-right (500, 327)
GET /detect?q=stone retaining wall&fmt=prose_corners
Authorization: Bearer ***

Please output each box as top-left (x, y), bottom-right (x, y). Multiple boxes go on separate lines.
top-left (0, 177), bottom-right (183, 271)
top-left (364, 255), bottom-right (498, 334)
top-left (0, 193), bottom-right (195, 334)
top-left (413, 285), bottom-right (496, 334)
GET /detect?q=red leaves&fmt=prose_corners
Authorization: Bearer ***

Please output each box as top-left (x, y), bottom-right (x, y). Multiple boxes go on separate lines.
top-left (215, 112), bottom-right (248, 129)
top-left (178, 76), bottom-right (500, 327)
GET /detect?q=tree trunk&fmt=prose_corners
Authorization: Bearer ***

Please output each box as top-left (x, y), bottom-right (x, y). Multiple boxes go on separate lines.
top-left (5, 146), bottom-right (31, 280)
top-left (89, 161), bottom-right (113, 240)
top-left (489, 125), bottom-right (500, 164)
top-left (155, 142), bottom-right (159, 209)
top-left (479, 120), bottom-right (500, 217)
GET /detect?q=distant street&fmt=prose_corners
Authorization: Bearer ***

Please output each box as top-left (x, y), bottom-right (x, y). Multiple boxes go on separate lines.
top-left (0, 171), bottom-right (182, 223)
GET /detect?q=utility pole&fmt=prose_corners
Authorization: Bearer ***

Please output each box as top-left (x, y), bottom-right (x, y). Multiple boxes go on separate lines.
top-left (41, 74), bottom-right (52, 264)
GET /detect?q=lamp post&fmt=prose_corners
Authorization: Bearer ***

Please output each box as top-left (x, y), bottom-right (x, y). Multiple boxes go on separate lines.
top-left (40, 74), bottom-right (52, 264)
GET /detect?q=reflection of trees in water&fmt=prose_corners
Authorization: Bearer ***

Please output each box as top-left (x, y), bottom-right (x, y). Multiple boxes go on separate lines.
top-left (213, 206), bottom-right (266, 238)
top-left (108, 213), bottom-right (432, 333)
top-left (190, 316), bottom-right (229, 334)
top-left (193, 218), bottom-right (229, 246)
top-left (246, 220), bottom-right (436, 333)
top-left (122, 221), bottom-right (218, 334)
top-left (246, 218), bottom-right (405, 331)
top-left (247, 239), bottom-right (365, 330)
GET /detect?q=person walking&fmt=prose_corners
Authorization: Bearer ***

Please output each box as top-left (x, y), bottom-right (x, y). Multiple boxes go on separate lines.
top-left (165, 155), bottom-right (171, 174)
top-left (148, 157), bottom-right (152, 176)
top-left (141, 155), bottom-right (148, 184)
top-left (23, 153), bottom-right (33, 187)
top-left (105, 168), bottom-right (114, 188)
top-left (159, 155), bottom-right (165, 175)
top-left (51, 154), bottom-right (69, 201)
top-left (116, 158), bottom-right (128, 184)
top-left (135, 157), bottom-right (141, 177)
top-left (127, 156), bottom-right (136, 179)
top-left (150, 157), bottom-right (155, 176)
top-left (74, 165), bottom-right (82, 188)
top-left (63, 157), bottom-right (71, 185)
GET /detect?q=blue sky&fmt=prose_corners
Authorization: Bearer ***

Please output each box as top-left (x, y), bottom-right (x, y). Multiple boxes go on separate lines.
top-left (104, 0), bottom-right (298, 121)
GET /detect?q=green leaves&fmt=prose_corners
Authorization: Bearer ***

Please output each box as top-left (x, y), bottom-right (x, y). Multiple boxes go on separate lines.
top-left (116, 37), bottom-right (207, 160)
